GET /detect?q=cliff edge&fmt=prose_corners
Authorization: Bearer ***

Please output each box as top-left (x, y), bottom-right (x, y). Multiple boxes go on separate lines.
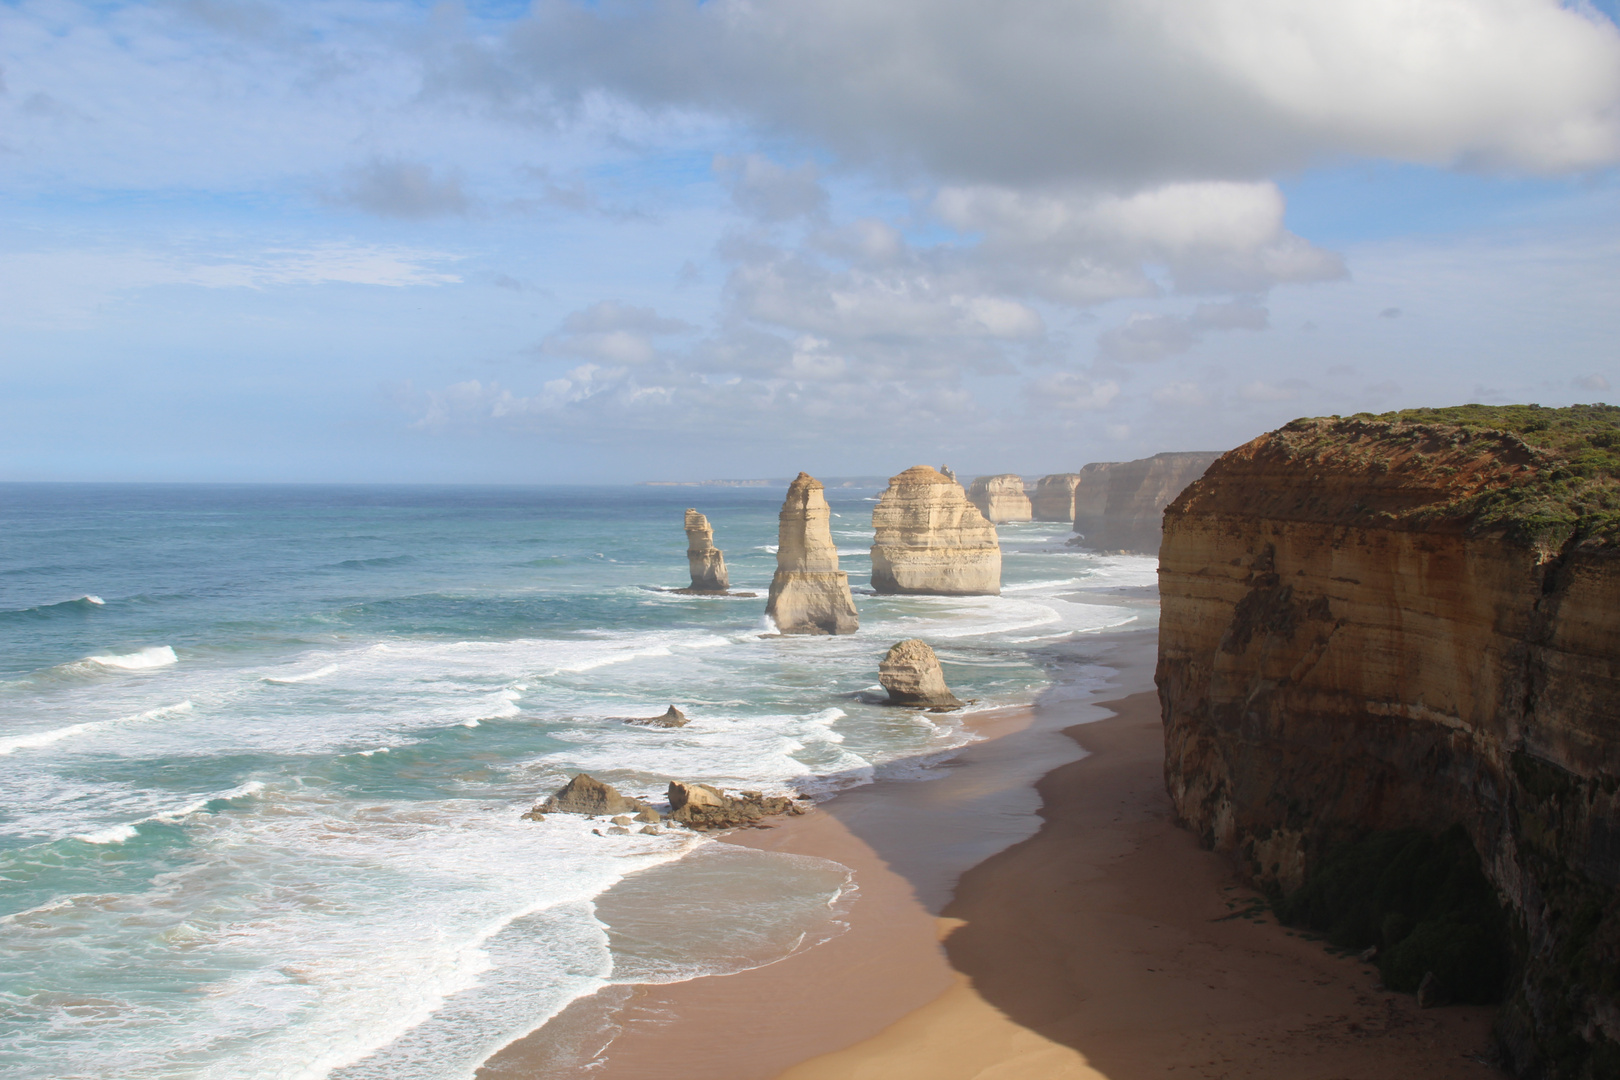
top-left (1157, 405), bottom-right (1620, 1078)
top-left (1072, 451), bottom-right (1221, 552)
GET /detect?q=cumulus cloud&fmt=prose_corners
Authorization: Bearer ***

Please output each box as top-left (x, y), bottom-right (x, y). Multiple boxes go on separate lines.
top-left (1574, 372), bottom-right (1610, 391)
top-left (508, 0), bottom-right (1620, 183)
top-left (542, 301), bottom-right (694, 365)
top-left (715, 154), bottom-right (828, 221)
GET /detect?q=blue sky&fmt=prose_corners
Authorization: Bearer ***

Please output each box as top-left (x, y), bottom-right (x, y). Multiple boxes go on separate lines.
top-left (3, 0), bottom-right (1619, 483)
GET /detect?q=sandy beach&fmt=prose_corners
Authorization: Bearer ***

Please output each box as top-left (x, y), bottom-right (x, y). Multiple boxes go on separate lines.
top-left (479, 627), bottom-right (1507, 1079)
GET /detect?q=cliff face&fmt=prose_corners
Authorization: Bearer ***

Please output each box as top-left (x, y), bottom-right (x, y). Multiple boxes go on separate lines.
top-left (765, 472), bottom-right (859, 635)
top-left (1157, 412), bottom-right (1620, 1077)
top-left (1071, 451), bottom-right (1221, 553)
top-left (683, 509), bottom-right (729, 592)
top-left (1030, 473), bottom-right (1082, 522)
top-left (967, 474), bottom-right (1033, 523)
top-left (870, 466), bottom-right (1001, 595)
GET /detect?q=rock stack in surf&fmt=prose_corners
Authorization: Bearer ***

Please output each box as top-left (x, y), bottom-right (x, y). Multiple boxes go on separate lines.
top-left (764, 472), bottom-right (859, 635)
top-left (682, 509), bottom-right (729, 592)
top-left (870, 465), bottom-right (1001, 596)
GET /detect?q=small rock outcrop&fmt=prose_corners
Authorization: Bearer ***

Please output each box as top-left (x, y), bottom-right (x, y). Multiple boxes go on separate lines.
top-left (666, 780), bottom-right (804, 830)
top-left (1030, 473), bottom-right (1082, 522)
top-left (870, 465), bottom-right (1001, 596)
top-left (764, 473), bottom-right (859, 635)
top-left (682, 509), bottom-right (729, 592)
top-left (878, 639), bottom-right (962, 708)
top-left (534, 774), bottom-right (652, 817)
top-left (967, 474), bottom-right (1033, 523)
top-left (1070, 451), bottom-right (1221, 552)
top-left (625, 705), bottom-right (688, 728)
top-left (940, 465), bottom-right (957, 483)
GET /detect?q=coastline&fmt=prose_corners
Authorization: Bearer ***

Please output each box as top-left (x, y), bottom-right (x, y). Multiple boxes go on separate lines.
top-left (480, 623), bottom-right (1506, 1079)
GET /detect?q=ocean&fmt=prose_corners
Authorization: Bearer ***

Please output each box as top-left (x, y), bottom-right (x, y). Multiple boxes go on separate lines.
top-left (0, 482), bottom-right (1156, 1079)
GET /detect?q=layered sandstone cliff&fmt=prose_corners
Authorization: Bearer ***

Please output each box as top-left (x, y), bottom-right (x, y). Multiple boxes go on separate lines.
top-left (765, 472), bottom-right (859, 635)
top-left (870, 466), bottom-right (1000, 595)
top-left (967, 474), bottom-right (1032, 523)
top-left (683, 509), bottom-right (729, 592)
top-left (1071, 451), bottom-right (1220, 552)
top-left (1156, 407), bottom-right (1620, 1077)
top-left (1030, 473), bottom-right (1082, 522)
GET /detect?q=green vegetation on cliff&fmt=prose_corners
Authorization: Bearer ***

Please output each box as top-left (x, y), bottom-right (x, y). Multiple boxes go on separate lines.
top-left (1291, 403), bottom-right (1620, 546)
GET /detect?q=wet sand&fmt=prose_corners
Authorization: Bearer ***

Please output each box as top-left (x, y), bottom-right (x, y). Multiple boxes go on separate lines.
top-left (480, 629), bottom-right (1506, 1079)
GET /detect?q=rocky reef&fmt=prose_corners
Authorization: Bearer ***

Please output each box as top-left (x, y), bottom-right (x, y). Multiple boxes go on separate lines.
top-left (624, 705), bottom-right (688, 728)
top-left (1156, 406), bottom-right (1620, 1077)
top-left (765, 472), bottom-right (859, 635)
top-left (1030, 473), bottom-right (1083, 522)
top-left (967, 474), bottom-right (1033, 523)
top-left (1070, 451), bottom-right (1221, 553)
top-left (528, 774), bottom-right (654, 819)
top-left (682, 509), bottom-right (729, 592)
top-left (878, 639), bottom-right (963, 708)
top-left (666, 781), bottom-right (804, 830)
top-left (870, 465), bottom-right (1001, 596)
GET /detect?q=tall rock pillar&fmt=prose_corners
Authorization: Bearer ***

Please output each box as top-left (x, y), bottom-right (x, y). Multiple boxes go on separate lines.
top-left (870, 465), bottom-right (1000, 595)
top-left (765, 473), bottom-right (859, 635)
top-left (683, 509), bottom-right (729, 592)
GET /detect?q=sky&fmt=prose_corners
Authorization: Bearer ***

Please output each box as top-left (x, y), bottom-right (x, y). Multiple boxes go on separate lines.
top-left (3, 0), bottom-right (1620, 484)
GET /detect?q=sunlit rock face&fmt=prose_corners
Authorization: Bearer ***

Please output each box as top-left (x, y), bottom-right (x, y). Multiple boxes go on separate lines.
top-left (1070, 451), bottom-right (1221, 553)
top-left (967, 473), bottom-right (1032, 523)
top-left (1156, 415), bottom-right (1620, 1077)
top-left (1030, 473), bottom-right (1082, 522)
top-left (869, 465), bottom-right (1000, 596)
top-left (765, 472), bottom-right (859, 635)
top-left (683, 509), bottom-right (729, 592)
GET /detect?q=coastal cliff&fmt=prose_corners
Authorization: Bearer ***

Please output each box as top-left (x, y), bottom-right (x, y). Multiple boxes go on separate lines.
top-left (765, 472), bottom-right (859, 635)
top-left (870, 466), bottom-right (1000, 595)
top-left (967, 474), bottom-right (1033, 523)
top-left (1071, 451), bottom-right (1221, 552)
top-left (1156, 406), bottom-right (1620, 1078)
top-left (1031, 473), bottom-right (1082, 521)
top-left (682, 509), bottom-right (729, 592)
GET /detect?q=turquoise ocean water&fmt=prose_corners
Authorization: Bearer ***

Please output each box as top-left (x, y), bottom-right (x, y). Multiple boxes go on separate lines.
top-left (0, 483), bottom-right (1155, 1079)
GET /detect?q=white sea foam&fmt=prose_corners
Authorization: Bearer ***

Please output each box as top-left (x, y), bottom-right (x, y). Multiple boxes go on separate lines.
top-left (88, 645), bottom-right (178, 670)
top-left (0, 700), bottom-right (193, 756)
top-left (83, 595), bottom-right (105, 605)
top-left (264, 663), bottom-right (341, 684)
top-left (74, 823), bottom-right (139, 844)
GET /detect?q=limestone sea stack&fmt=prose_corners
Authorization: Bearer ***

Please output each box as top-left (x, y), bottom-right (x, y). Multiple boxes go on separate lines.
top-left (869, 466), bottom-right (1000, 595)
top-left (967, 474), bottom-right (1033, 523)
top-left (682, 509), bottom-right (729, 592)
top-left (1070, 451), bottom-right (1221, 553)
top-left (764, 472), bottom-right (859, 635)
top-left (878, 639), bottom-right (962, 708)
top-left (1030, 473), bottom-right (1082, 521)
top-left (1157, 407), bottom-right (1620, 1074)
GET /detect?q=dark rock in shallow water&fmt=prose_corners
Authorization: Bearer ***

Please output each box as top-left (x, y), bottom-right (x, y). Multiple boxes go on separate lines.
top-left (878, 639), bottom-right (963, 708)
top-left (625, 705), bottom-right (689, 728)
top-left (536, 773), bottom-right (652, 817)
top-left (666, 780), bottom-right (804, 830)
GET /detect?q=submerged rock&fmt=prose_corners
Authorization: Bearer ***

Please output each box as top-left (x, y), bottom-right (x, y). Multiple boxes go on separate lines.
top-left (967, 474), bottom-right (1033, 523)
top-left (666, 780), bottom-right (804, 830)
top-left (764, 473), bottom-right (859, 635)
top-left (878, 639), bottom-right (963, 708)
top-left (625, 705), bottom-right (689, 728)
top-left (870, 465), bottom-right (1000, 596)
top-left (536, 773), bottom-right (653, 817)
top-left (682, 509), bottom-right (730, 592)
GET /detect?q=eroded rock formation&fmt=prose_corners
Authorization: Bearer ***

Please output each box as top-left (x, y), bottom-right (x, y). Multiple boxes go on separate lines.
top-left (1070, 451), bottom-right (1220, 553)
top-left (624, 705), bottom-right (688, 728)
top-left (533, 774), bottom-right (653, 817)
top-left (765, 473), bottom-right (859, 635)
top-left (1156, 408), bottom-right (1620, 1077)
top-left (870, 465), bottom-right (1001, 596)
top-left (682, 509), bottom-right (729, 592)
top-left (878, 639), bottom-right (963, 708)
top-left (667, 780), bottom-right (804, 830)
top-left (967, 474), bottom-right (1032, 523)
top-left (1030, 473), bottom-right (1082, 522)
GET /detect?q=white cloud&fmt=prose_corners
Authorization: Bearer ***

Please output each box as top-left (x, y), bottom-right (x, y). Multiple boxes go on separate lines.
top-left (1574, 372), bottom-right (1610, 392)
